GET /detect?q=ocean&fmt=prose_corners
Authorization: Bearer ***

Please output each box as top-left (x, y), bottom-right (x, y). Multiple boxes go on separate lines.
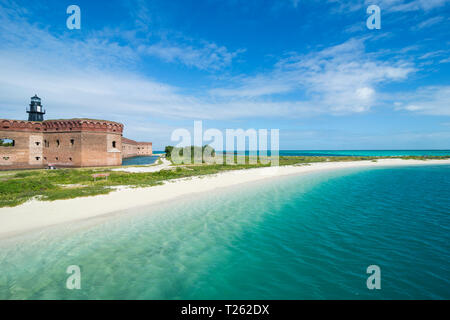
top-left (214, 150), bottom-right (450, 157)
top-left (121, 150), bottom-right (450, 167)
top-left (277, 150), bottom-right (450, 157)
top-left (122, 155), bottom-right (160, 166)
top-left (0, 164), bottom-right (449, 299)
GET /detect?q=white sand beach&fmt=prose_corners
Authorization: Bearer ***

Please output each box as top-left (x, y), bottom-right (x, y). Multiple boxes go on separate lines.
top-left (1, 158), bottom-right (449, 239)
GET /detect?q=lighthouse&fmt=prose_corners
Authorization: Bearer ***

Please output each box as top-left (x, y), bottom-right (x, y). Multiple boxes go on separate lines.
top-left (27, 94), bottom-right (46, 121)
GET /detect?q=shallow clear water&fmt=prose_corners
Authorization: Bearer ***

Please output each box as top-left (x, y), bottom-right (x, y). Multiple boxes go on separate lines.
top-left (122, 155), bottom-right (159, 166)
top-left (0, 165), bottom-right (449, 299)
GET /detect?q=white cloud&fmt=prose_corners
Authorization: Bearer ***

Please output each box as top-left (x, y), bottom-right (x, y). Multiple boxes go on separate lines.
top-left (398, 86), bottom-right (450, 115)
top-left (122, 0), bottom-right (244, 70)
top-left (210, 38), bottom-right (415, 114)
top-left (327, 0), bottom-right (449, 12)
top-left (0, 51), bottom-right (316, 122)
top-left (141, 41), bottom-right (244, 71)
top-left (356, 87), bottom-right (375, 100)
top-left (389, 0), bottom-right (450, 12)
top-left (419, 50), bottom-right (447, 60)
top-left (413, 16), bottom-right (445, 29)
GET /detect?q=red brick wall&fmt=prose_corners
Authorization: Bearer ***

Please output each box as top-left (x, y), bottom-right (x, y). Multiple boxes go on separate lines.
top-left (43, 132), bottom-right (82, 167)
top-left (122, 138), bottom-right (153, 158)
top-left (0, 130), bottom-right (44, 169)
top-left (80, 132), bottom-right (122, 167)
top-left (0, 119), bottom-right (151, 170)
top-left (136, 143), bottom-right (153, 156)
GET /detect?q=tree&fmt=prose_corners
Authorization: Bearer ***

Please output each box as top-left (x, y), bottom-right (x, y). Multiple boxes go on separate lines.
top-left (163, 145), bottom-right (216, 163)
top-left (0, 139), bottom-right (14, 147)
top-left (164, 146), bottom-right (174, 159)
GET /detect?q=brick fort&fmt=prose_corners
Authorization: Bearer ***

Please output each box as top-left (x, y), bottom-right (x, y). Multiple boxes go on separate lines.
top-left (0, 95), bottom-right (152, 170)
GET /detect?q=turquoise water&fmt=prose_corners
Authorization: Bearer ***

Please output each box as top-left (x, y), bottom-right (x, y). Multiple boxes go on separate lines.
top-left (122, 155), bottom-right (159, 166)
top-left (212, 150), bottom-right (450, 157)
top-left (0, 165), bottom-right (449, 299)
top-left (278, 150), bottom-right (450, 157)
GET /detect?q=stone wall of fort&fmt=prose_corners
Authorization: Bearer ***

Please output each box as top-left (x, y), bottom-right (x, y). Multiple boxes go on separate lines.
top-left (0, 119), bottom-right (129, 170)
top-left (122, 137), bottom-right (153, 159)
top-left (0, 120), bottom-right (44, 169)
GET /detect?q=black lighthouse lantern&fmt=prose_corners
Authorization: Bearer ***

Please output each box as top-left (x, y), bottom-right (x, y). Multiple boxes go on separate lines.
top-left (27, 94), bottom-right (46, 121)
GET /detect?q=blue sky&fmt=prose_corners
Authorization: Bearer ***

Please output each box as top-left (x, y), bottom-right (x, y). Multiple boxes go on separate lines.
top-left (0, 0), bottom-right (449, 150)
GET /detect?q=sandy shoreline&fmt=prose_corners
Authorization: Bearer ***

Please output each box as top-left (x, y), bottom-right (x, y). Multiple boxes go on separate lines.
top-left (0, 158), bottom-right (449, 239)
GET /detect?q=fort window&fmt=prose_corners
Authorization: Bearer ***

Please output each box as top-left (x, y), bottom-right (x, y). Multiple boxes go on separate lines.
top-left (44, 157), bottom-right (47, 160)
top-left (112, 141), bottom-right (117, 148)
top-left (44, 140), bottom-right (49, 147)
top-left (55, 157), bottom-right (59, 160)
top-left (35, 142), bottom-right (40, 146)
top-left (69, 157), bottom-right (73, 161)
top-left (56, 140), bottom-right (60, 147)
top-left (35, 157), bottom-right (40, 161)
top-left (70, 139), bottom-right (75, 146)
top-left (3, 156), bottom-right (9, 160)
top-left (0, 139), bottom-right (15, 147)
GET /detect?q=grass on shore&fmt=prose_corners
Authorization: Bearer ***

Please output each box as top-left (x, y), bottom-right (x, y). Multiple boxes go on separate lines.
top-left (0, 155), bottom-right (448, 208)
